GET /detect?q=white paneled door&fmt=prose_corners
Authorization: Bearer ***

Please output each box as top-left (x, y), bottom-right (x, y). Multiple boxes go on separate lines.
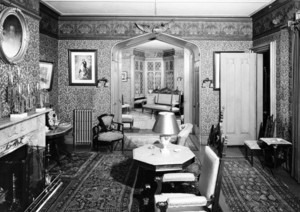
top-left (220, 53), bottom-right (262, 145)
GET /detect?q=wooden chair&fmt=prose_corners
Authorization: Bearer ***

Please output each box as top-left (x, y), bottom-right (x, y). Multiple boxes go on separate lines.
top-left (154, 135), bottom-right (228, 212)
top-left (92, 114), bottom-right (124, 152)
top-left (122, 94), bottom-right (130, 114)
top-left (244, 115), bottom-right (275, 166)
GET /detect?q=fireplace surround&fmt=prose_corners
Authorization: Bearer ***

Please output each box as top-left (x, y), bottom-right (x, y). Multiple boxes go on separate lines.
top-left (0, 109), bottom-right (51, 211)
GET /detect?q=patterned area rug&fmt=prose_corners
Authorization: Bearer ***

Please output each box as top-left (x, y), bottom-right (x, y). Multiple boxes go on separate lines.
top-left (41, 153), bottom-right (138, 212)
top-left (222, 158), bottom-right (300, 212)
top-left (48, 152), bottom-right (97, 178)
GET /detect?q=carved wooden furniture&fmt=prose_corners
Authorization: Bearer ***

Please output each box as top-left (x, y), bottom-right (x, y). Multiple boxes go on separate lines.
top-left (122, 94), bottom-right (130, 114)
top-left (259, 137), bottom-right (292, 172)
top-left (92, 114), bottom-right (124, 152)
top-left (142, 88), bottom-right (181, 115)
top-left (244, 115), bottom-right (275, 166)
top-left (46, 124), bottom-right (72, 166)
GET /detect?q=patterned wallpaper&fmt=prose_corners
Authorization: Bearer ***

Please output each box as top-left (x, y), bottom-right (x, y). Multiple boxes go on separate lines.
top-left (57, 40), bottom-right (116, 124)
top-left (0, 4), bottom-right (40, 118)
top-left (40, 34), bottom-right (58, 111)
top-left (58, 19), bottom-right (252, 41)
top-left (9, 0), bottom-right (39, 15)
top-left (193, 40), bottom-right (252, 134)
top-left (55, 38), bottom-right (252, 133)
top-left (253, 29), bottom-right (292, 141)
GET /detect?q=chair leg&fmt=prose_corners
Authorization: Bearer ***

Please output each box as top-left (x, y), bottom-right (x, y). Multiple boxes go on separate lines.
top-left (122, 138), bottom-right (124, 153)
top-left (250, 151), bottom-right (254, 166)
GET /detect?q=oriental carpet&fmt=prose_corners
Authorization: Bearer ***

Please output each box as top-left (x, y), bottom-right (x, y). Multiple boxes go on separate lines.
top-left (222, 158), bottom-right (300, 212)
top-left (41, 153), bottom-right (138, 212)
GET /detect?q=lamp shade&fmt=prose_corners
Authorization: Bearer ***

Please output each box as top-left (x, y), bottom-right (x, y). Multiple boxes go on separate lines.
top-left (152, 112), bottom-right (180, 135)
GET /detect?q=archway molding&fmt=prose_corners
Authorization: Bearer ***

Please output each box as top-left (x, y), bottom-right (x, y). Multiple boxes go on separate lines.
top-left (111, 33), bottom-right (201, 131)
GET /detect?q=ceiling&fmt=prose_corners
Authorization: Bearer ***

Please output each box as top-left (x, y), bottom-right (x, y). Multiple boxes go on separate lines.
top-left (41, 0), bottom-right (275, 17)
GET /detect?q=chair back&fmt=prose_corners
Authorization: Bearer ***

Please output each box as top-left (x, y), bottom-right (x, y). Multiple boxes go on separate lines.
top-left (198, 146), bottom-right (220, 199)
top-left (208, 107), bottom-right (224, 148)
top-left (200, 134), bottom-right (227, 212)
top-left (97, 113), bottom-right (114, 131)
top-left (177, 123), bottom-right (193, 146)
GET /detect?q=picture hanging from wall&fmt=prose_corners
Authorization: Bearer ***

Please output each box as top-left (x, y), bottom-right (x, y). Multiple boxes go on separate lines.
top-left (68, 49), bottom-right (98, 86)
top-left (0, 7), bottom-right (29, 64)
top-left (39, 61), bottom-right (54, 91)
top-left (121, 71), bottom-right (128, 82)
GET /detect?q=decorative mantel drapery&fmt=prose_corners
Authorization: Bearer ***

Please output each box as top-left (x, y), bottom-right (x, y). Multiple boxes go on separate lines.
top-left (291, 20), bottom-right (300, 183)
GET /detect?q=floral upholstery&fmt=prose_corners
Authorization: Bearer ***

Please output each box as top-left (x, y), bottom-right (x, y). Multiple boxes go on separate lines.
top-left (93, 114), bottom-right (124, 152)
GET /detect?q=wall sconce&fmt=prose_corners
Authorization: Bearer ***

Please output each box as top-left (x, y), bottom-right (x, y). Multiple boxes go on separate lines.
top-left (202, 78), bottom-right (213, 88)
top-left (97, 77), bottom-right (109, 88)
top-left (177, 77), bottom-right (183, 81)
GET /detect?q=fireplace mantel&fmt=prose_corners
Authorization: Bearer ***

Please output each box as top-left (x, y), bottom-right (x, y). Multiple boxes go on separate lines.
top-left (0, 109), bottom-right (52, 156)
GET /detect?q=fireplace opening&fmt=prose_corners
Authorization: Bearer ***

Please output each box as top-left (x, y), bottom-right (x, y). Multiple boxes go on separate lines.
top-left (0, 143), bottom-right (45, 212)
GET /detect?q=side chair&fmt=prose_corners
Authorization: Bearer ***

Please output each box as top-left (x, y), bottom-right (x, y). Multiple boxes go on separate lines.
top-left (92, 113), bottom-right (124, 152)
top-left (154, 135), bottom-right (228, 212)
top-left (244, 115), bottom-right (275, 166)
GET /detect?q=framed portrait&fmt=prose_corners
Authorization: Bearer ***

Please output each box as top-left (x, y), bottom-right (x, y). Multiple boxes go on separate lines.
top-left (68, 49), bottom-right (98, 86)
top-left (213, 51), bottom-right (244, 90)
top-left (121, 71), bottom-right (128, 82)
top-left (39, 61), bottom-right (54, 91)
top-left (0, 7), bottom-right (29, 64)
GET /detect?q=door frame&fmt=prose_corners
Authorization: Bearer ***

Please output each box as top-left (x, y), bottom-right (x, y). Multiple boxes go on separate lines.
top-left (251, 41), bottom-right (277, 134)
top-left (111, 33), bottom-right (200, 127)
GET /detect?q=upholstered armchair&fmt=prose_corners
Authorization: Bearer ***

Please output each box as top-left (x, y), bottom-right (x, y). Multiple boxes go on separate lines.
top-left (92, 114), bottom-right (124, 152)
top-left (154, 136), bottom-right (227, 212)
top-left (177, 123), bottom-right (193, 146)
top-left (170, 123), bottom-right (193, 145)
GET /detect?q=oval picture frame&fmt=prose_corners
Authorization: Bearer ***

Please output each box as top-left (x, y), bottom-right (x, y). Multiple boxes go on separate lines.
top-left (0, 7), bottom-right (29, 64)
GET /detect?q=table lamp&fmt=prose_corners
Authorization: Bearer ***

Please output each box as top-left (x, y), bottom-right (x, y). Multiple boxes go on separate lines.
top-left (152, 112), bottom-right (180, 154)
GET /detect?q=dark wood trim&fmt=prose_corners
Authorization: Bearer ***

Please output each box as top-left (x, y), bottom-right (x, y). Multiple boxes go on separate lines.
top-left (1, 0), bottom-right (41, 20)
top-left (251, 0), bottom-right (291, 21)
top-left (40, 30), bottom-right (59, 39)
top-left (40, 2), bottom-right (59, 20)
top-left (252, 27), bottom-right (281, 40)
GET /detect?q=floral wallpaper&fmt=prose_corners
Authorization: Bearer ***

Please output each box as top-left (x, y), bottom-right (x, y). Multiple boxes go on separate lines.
top-left (58, 19), bottom-right (252, 41)
top-left (193, 40), bottom-right (252, 134)
top-left (40, 34), bottom-right (58, 111)
top-left (253, 29), bottom-right (292, 141)
top-left (55, 38), bottom-right (252, 134)
top-left (57, 40), bottom-right (117, 125)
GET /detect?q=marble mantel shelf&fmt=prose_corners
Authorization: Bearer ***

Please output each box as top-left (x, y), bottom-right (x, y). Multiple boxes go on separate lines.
top-left (0, 108), bottom-right (52, 131)
top-left (0, 108), bottom-right (52, 149)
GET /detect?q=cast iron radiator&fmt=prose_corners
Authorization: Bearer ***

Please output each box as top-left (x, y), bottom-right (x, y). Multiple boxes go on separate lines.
top-left (73, 109), bottom-right (93, 149)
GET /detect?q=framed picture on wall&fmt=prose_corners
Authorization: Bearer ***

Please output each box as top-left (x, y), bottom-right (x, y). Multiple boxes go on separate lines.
top-left (121, 71), bottom-right (128, 82)
top-left (0, 7), bottom-right (29, 64)
top-left (213, 51), bottom-right (244, 90)
top-left (68, 49), bottom-right (98, 86)
top-left (39, 61), bottom-right (54, 91)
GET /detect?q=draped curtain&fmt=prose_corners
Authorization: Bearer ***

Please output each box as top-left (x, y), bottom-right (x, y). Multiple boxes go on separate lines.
top-left (292, 24), bottom-right (300, 183)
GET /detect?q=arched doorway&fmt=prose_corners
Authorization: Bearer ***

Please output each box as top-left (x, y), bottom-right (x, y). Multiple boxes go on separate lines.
top-left (111, 33), bottom-right (200, 130)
